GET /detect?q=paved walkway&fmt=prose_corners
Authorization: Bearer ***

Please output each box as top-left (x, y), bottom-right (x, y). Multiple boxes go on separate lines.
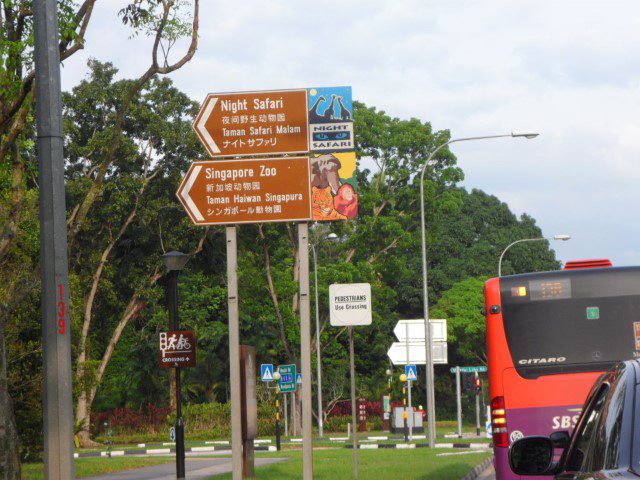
top-left (476, 464), bottom-right (495, 480)
top-left (80, 457), bottom-right (287, 480)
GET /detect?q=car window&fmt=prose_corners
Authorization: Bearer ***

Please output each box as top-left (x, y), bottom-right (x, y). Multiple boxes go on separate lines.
top-left (565, 384), bottom-right (609, 472)
top-left (590, 369), bottom-right (627, 470)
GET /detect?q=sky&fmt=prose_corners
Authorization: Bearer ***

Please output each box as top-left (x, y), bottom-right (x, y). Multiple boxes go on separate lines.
top-left (61, 0), bottom-right (640, 267)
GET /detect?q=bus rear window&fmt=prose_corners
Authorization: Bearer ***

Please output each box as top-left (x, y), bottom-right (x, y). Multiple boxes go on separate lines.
top-left (500, 268), bottom-right (640, 379)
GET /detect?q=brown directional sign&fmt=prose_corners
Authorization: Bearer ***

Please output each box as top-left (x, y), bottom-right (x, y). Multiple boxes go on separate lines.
top-left (158, 330), bottom-right (196, 368)
top-left (193, 89), bottom-right (309, 157)
top-left (176, 157), bottom-right (312, 225)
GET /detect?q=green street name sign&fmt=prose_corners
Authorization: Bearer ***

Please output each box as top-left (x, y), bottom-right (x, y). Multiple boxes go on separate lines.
top-left (277, 364), bottom-right (297, 392)
top-left (450, 366), bottom-right (487, 374)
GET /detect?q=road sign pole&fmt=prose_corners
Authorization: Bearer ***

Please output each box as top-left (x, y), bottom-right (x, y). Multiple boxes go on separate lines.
top-left (455, 367), bottom-right (462, 438)
top-left (34, 0), bottom-right (74, 478)
top-left (226, 227), bottom-right (243, 480)
top-left (475, 372), bottom-right (481, 437)
top-left (167, 270), bottom-right (186, 478)
top-left (275, 388), bottom-right (281, 451)
top-left (298, 223), bottom-right (313, 479)
top-left (403, 384), bottom-right (408, 442)
top-left (349, 327), bottom-right (359, 478)
top-left (284, 393), bottom-right (289, 437)
top-left (292, 392), bottom-right (296, 436)
top-left (405, 324), bottom-right (412, 440)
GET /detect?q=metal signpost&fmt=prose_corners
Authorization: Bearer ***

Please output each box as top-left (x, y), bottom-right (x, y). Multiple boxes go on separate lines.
top-left (240, 346), bottom-right (257, 478)
top-left (405, 364), bottom-right (417, 439)
top-left (329, 283), bottom-right (372, 479)
top-left (186, 86), bottom-right (355, 479)
top-left (449, 366), bottom-right (487, 439)
top-left (455, 366), bottom-right (462, 438)
top-left (34, 0), bottom-right (74, 478)
top-left (388, 319), bottom-right (448, 365)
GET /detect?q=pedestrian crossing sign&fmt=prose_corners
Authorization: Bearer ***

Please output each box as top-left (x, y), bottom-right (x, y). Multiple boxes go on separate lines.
top-left (405, 364), bottom-right (418, 381)
top-left (261, 364), bottom-right (274, 382)
top-left (296, 373), bottom-right (303, 384)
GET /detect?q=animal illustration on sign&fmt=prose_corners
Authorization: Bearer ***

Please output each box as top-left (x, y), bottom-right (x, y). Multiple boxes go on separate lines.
top-left (307, 86), bottom-right (354, 152)
top-left (310, 152), bottom-right (358, 221)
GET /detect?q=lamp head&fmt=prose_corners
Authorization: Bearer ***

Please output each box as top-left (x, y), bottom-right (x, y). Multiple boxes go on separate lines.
top-left (399, 373), bottom-right (407, 382)
top-left (385, 369), bottom-right (392, 377)
top-left (161, 250), bottom-right (189, 271)
top-left (553, 234), bottom-right (571, 241)
top-left (511, 131), bottom-right (540, 139)
top-left (326, 233), bottom-right (339, 241)
top-left (273, 371), bottom-right (281, 381)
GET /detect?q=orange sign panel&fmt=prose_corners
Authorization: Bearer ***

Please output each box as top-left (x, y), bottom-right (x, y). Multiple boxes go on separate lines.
top-left (193, 89), bottom-right (309, 157)
top-left (176, 157), bottom-right (312, 225)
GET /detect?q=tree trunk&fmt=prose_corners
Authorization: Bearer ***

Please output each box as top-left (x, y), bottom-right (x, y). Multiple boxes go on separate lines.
top-left (0, 315), bottom-right (21, 479)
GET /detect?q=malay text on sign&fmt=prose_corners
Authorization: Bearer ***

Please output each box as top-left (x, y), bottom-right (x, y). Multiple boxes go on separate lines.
top-left (193, 89), bottom-right (309, 157)
top-left (176, 157), bottom-right (312, 225)
top-left (158, 330), bottom-right (196, 368)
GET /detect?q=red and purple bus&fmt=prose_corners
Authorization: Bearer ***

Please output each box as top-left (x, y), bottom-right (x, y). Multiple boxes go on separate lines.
top-left (484, 260), bottom-right (640, 479)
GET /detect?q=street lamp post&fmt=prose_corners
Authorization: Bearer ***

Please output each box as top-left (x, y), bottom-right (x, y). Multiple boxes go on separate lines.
top-left (310, 232), bottom-right (337, 438)
top-left (161, 251), bottom-right (189, 480)
top-left (498, 235), bottom-right (571, 276)
top-left (419, 132), bottom-right (539, 448)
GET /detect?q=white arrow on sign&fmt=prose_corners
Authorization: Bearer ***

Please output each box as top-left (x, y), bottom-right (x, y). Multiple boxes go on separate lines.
top-left (387, 341), bottom-right (448, 366)
top-left (178, 165), bottom-right (205, 222)
top-left (194, 96), bottom-right (221, 155)
top-left (394, 319), bottom-right (447, 343)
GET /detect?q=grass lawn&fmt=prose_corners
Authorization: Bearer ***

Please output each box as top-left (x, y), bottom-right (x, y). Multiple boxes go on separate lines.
top-left (22, 456), bottom-right (173, 480)
top-left (211, 448), bottom-right (492, 480)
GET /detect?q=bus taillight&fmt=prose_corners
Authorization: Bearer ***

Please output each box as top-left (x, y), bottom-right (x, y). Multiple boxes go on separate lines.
top-left (491, 396), bottom-right (508, 447)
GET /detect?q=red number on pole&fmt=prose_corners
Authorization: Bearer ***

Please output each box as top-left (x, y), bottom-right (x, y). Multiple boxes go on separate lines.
top-left (57, 283), bottom-right (66, 335)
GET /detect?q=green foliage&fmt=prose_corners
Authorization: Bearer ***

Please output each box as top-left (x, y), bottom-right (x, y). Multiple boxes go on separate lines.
top-left (4, 70), bottom-right (563, 457)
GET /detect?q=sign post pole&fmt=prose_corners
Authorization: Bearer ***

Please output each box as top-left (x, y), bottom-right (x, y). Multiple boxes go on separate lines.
top-left (226, 227), bottom-right (243, 480)
top-left (166, 269), bottom-right (186, 479)
top-left (275, 387), bottom-right (281, 451)
top-left (298, 223), bottom-right (313, 479)
top-left (284, 393), bottom-right (289, 437)
top-left (349, 327), bottom-right (359, 478)
top-left (405, 324), bottom-right (412, 440)
top-left (34, 0), bottom-right (74, 478)
top-left (456, 366), bottom-right (462, 438)
top-left (475, 372), bottom-right (481, 436)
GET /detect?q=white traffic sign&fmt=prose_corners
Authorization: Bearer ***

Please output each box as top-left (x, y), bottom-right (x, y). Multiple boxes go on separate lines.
top-left (329, 283), bottom-right (372, 326)
top-left (261, 364), bottom-right (274, 382)
top-left (387, 341), bottom-right (448, 365)
top-left (394, 319), bottom-right (447, 343)
top-left (405, 365), bottom-right (418, 381)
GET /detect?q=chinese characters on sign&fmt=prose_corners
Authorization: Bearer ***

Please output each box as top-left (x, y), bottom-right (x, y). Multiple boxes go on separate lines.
top-left (189, 86), bottom-right (358, 224)
top-left (158, 330), bottom-right (196, 368)
top-left (176, 157), bottom-right (312, 225)
top-left (193, 90), bottom-right (309, 157)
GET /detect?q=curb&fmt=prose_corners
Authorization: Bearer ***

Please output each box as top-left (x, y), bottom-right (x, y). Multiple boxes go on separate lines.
top-left (459, 455), bottom-right (494, 480)
top-left (344, 443), bottom-right (491, 450)
top-left (74, 445), bottom-right (276, 458)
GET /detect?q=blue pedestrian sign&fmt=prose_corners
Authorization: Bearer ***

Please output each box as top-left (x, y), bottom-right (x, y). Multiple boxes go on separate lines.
top-left (261, 364), bottom-right (274, 382)
top-left (296, 373), bottom-right (303, 385)
top-left (169, 426), bottom-right (175, 442)
top-left (405, 364), bottom-right (418, 381)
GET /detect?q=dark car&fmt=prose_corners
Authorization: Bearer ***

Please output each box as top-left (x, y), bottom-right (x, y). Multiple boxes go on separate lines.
top-left (508, 359), bottom-right (640, 478)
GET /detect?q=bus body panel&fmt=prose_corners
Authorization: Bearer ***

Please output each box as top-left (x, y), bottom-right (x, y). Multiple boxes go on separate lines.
top-left (485, 267), bottom-right (640, 479)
